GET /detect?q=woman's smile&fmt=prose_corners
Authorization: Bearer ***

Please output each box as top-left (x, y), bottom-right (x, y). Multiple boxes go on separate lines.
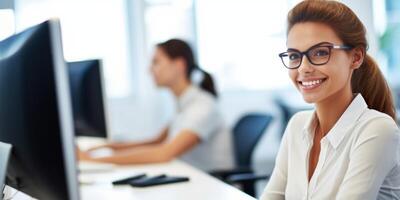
top-left (297, 77), bottom-right (328, 92)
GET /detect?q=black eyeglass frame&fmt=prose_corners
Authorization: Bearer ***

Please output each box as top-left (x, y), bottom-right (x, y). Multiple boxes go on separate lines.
top-left (278, 42), bottom-right (353, 69)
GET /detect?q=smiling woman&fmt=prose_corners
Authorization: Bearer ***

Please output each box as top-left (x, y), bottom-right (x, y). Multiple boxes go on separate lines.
top-left (260, 1), bottom-right (400, 200)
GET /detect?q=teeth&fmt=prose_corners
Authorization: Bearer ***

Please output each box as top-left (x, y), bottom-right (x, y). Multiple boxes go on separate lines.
top-left (302, 79), bottom-right (323, 86)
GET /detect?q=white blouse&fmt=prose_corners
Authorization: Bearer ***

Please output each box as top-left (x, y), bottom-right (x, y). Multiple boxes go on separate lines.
top-left (169, 85), bottom-right (234, 171)
top-left (260, 94), bottom-right (400, 200)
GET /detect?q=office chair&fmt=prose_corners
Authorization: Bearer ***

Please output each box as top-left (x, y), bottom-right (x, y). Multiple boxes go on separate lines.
top-left (273, 96), bottom-right (312, 136)
top-left (224, 100), bottom-right (311, 197)
top-left (210, 113), bottom-right (273, 197)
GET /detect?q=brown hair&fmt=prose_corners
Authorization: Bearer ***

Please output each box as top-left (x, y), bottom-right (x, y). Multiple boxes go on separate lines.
top-left (287, 0), bottom-right (396, 120)
top-left (157, 39), bottom-right (218, 97)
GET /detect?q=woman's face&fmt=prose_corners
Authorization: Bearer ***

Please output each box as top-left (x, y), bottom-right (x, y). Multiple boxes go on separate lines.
top-left (150, 48), bottom-right (181, 87)
top-left (287, 22), bottom-right (358, 104)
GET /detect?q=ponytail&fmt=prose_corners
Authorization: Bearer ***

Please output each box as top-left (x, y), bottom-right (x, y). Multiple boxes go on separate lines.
top-left (196, 67), bottom-right (218, 97)
top-left (352, 54), bottom-right (396, 120)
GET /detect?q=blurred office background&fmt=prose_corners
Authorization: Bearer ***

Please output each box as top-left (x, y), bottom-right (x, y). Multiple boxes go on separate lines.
top-left (0, 0), bottom-right (399, 197)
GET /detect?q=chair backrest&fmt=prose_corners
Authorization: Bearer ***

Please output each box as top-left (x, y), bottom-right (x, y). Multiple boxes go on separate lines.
top-left (274, 97), bottom-right (312, 137)
top-left (232, 113), bottom-right (273, 167)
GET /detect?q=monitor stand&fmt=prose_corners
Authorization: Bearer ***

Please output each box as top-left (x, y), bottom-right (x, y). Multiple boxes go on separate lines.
top-left (0, 142), bottom-right (12, 199)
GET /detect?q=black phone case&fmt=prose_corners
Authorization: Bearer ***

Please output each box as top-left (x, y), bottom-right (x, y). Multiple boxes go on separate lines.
top-left (112, 173), bottom-right (147, 185)
top-left (129, 176), bottom-right (189, 187)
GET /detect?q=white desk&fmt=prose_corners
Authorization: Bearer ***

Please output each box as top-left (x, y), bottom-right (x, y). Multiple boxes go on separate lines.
top-left (5, 138), bottom-right (255, 200)
top-left (80, 160), bottom-right (255, 200)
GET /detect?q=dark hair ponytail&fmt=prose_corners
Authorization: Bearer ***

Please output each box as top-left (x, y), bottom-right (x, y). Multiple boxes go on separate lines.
top-left (287, 0), bottom-right (396, 120)
top-left (352, 55), bottom-right (396, 119)
top-left (195, 66), bottom-right (218, 97)
top-left (157, 39), bottom-right (218, 97)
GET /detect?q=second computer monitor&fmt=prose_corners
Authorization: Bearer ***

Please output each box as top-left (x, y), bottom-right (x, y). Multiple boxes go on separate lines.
top-left (68, 59), bottom-right (108, 138)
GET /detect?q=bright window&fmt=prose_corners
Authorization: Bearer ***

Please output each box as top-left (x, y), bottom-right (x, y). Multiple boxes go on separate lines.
top-left (144, 0), bottom-right (196, 55)
top-left (15, 0), bottom-right (131, 98)
top-left (195, 0), bottom-right (300, 91)
top-left (0, 9), bottom-right (15, 41)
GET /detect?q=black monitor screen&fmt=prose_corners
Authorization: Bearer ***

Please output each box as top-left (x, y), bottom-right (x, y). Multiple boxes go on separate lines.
top-left (68, 59), bottom-right (108, 138)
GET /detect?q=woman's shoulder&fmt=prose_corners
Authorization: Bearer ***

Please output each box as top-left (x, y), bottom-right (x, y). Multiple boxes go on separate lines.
top-left (182, 86), bottom-right (219, 117)
top-left (356, 109), bottom-right (399, 138)
top-left (348, 110), bottom-right (400, 161)
top-left (190, 86), bottom-right (217, 105)
top-left (359, 109), bottom-right (395, 122)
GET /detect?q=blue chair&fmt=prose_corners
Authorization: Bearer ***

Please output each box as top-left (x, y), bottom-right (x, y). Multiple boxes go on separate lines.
top-left (210, 113), bottom-right (273, 197)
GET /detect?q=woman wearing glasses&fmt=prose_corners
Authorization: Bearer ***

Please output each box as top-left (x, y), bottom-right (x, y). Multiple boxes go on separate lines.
top-left (261, 1), bottom-right (399, 199)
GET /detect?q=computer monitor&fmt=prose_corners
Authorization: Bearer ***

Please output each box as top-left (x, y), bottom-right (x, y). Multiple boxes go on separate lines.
top-left (67, 60), bottom-right (108, 138)
top-left (0, 19), bottom-right (79, 200)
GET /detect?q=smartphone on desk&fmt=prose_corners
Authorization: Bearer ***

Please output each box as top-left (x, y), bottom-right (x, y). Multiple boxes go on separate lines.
top-left (129, 175), bottom-right (189, 187)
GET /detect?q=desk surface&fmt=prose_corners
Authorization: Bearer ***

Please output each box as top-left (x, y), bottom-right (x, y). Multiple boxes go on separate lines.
top-left (79, 160), bottom-right (255, 200)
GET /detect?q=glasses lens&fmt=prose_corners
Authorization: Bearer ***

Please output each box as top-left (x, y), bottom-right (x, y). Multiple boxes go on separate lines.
top-left (308, 46), bottom-right (330, 65)
top-left (281, 52), bottom-right (301, 69)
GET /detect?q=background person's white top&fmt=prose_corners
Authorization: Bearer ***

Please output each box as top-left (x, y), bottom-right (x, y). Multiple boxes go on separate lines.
top-left (168, 85), bottom-right (234, 171)
top-left (261, 94), bottom-right (400, 200)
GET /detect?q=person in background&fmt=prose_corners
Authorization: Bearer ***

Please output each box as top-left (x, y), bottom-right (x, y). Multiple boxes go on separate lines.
top-left (261, 0), bottom-right (400, 199)
top-left (79, 39), bottom-right (233, 171)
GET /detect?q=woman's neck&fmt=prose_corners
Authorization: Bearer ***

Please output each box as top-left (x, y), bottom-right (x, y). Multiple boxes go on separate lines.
top-left (315, 88), bottom-right (354, 136)
top-left (170, 79), bottom-right (191, 97)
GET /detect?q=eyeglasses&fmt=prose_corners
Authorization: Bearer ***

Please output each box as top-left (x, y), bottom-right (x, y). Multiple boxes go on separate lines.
top-left (278, 42), bottom-right (353, 69)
